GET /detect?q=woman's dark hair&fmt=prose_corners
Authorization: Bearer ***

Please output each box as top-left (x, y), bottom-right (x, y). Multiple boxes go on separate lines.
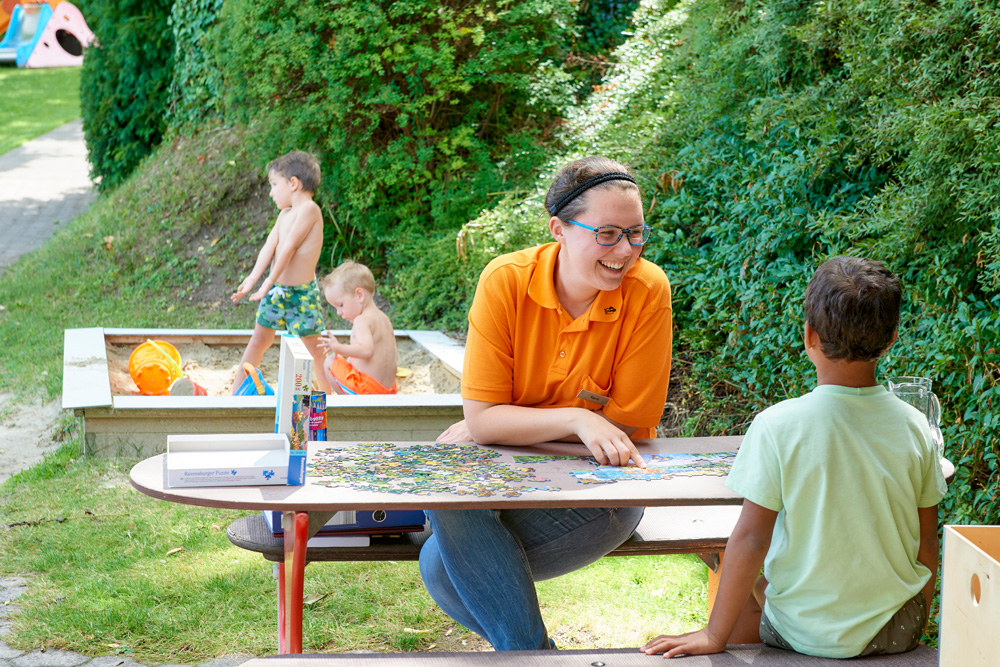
top-left (545, 156), bottom-right (640, 221)
top-left (804, 256), bottom-right (901, 361)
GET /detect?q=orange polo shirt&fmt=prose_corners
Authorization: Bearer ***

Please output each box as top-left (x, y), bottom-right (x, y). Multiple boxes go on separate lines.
top-left (462, 242), bottom-right (672, 438)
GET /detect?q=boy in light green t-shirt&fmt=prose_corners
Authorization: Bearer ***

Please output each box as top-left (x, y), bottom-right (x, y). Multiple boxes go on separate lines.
top-left (643, 256), bottom-right (947, 659)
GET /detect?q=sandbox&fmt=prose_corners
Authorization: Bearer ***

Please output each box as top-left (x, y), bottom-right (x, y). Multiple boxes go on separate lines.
top-left (62, 328), bottom-right (465, 457)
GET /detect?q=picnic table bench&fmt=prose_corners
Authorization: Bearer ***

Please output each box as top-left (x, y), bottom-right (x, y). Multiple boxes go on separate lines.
top-left (227, 505), bottom-right (741, 565)
top-left (239, 645), bottom-right (939, 665)
top-left (227, 505), bottom-right (742, 628)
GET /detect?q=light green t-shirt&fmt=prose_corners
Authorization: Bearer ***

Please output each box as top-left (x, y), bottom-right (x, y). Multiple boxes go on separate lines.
top-left (726, 384), bottom-right (947, 658)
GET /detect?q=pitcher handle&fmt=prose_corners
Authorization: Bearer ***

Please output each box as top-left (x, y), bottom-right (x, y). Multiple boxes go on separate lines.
top-left (928, 392), bottom-right (941, 427)
top-left (928, 392), bottom-right (944, 457)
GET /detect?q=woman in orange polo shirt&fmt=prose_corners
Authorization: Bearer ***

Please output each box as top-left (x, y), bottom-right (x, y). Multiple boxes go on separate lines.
top-left (419, 156), bottom-right (673, 651)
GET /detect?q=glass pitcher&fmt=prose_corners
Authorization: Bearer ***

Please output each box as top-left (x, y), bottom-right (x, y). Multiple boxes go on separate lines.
top-left (887, 376), bottom-right (944, 458)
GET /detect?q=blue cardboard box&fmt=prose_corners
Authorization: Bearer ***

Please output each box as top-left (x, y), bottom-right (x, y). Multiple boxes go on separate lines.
top-left (263, 508), bottom-right (426, 535)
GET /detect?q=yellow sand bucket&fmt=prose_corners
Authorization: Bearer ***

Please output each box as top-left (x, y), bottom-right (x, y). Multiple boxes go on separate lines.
top-left (128, 340), bottom-right (183, 395)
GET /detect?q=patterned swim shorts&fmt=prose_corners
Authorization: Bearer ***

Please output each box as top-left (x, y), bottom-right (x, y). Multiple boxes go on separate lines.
top-left (255, 280), bottom-right (325, 337)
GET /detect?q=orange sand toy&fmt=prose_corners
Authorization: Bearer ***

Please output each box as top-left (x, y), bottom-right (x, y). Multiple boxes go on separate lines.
top-left (128, 340), bottom-right (183, 395)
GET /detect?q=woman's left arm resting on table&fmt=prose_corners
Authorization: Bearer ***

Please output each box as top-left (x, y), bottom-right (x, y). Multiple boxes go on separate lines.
top-left (462, 399), bottom-right (646, 467)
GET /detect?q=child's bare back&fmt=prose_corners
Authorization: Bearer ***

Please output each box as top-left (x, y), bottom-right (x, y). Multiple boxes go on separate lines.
top-left (319, 261), bottom-right (399, 395)
top-left (348, 305), bottom-right (397, 389)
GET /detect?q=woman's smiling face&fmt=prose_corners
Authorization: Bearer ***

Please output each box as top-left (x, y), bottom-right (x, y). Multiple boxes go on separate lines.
top-left (551, 186), bottom-right (645, 299)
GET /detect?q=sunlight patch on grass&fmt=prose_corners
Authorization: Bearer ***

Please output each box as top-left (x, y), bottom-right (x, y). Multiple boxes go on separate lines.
top-left (0, 66), bottom-right (82, 155)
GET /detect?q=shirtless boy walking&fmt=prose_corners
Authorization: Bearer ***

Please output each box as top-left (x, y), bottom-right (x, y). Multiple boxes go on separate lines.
top-left (318, 261), bottom-right (399, 394)
top-left (230, 150), bottom-right (333, 394)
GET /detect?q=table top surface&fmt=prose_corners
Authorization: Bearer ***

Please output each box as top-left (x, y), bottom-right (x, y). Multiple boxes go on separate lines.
top-left (130, 437), bottom-right (746, 512)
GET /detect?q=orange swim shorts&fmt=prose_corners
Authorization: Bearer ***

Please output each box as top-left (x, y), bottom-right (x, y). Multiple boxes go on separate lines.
top-left (327, 354), bottom-right (398, 395)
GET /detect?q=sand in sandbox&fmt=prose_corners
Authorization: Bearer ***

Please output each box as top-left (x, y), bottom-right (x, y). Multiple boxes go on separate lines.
top-left (107, 338), bottom-right (460, 396)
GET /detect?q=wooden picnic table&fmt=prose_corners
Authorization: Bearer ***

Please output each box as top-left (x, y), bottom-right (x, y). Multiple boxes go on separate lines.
top-left (131, 437), bottom-right (743, 653)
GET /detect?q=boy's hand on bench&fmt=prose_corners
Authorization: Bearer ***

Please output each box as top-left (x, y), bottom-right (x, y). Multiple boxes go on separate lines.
top-left (642, 627), bottom-right (726, 658)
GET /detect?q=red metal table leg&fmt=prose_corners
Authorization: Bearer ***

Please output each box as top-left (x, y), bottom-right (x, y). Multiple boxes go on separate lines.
top-left (277, 561), bottom-right (286, 653)
top-left (282, 511), bottom-right (309, 654)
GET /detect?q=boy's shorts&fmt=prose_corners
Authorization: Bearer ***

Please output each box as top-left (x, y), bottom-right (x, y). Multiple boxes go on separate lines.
top-left (760, 591), bottom-right (926, 657)
top-left (327, 354), bottom-right (398, 395)
top-left (255, 281), bottom-right (325, 337)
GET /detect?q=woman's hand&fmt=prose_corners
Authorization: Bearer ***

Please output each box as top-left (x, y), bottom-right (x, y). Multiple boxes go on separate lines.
top-left (642, 628), bottom-right (726, 658)
top-left (437, 419), bottom-right (474, 443)
top-left (573, 410), bottom-right (646, 468)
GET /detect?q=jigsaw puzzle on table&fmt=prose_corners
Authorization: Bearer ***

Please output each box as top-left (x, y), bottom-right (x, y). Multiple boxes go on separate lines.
top-left (512, 452), bottom-right (736, 484)
top-left (307, 442), bottom-right (559, 497)
top-left (306, 443), bottom-right (737, 497)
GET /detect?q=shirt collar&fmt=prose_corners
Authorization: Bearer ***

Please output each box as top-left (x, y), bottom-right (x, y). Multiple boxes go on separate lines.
top-left (527, 243), bottom-right (625, 327)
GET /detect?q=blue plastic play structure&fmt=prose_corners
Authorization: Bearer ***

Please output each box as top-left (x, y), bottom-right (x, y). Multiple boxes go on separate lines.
top-left (0, 3), bottom-right (52, 67)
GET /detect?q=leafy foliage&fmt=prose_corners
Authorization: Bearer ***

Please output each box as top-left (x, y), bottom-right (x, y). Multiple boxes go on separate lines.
top-left (453, 0), bottom-right (1000, 533)
top-left (204, 0), bottom-right (575, 266)
top-left (386, 196), bottom-right (551, 332)
top-left (78, 0), bottom-right (174, 190)
top-left (561, 0), bottom-right (644, 92)
top-left (167, 0), bottom-right (225, 128)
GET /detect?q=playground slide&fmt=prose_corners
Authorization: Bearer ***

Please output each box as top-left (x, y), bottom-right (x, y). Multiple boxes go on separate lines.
top-left (0, 1), bottom-right (92, 68)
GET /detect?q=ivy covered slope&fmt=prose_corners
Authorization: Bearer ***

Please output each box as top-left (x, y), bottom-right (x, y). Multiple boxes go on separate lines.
top-left (464, 0), bottom-right (1000, 524)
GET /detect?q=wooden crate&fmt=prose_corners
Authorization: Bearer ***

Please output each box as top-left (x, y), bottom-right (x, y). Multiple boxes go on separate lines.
top-left (940, 525), bottom-right (1000, 666)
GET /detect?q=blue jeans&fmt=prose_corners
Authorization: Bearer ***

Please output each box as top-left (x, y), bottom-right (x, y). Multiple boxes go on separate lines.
top-left (418, 506), bottom-right (645, 650)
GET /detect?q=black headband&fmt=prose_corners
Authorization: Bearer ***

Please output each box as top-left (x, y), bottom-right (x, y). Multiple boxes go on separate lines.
top-left (547, 172), bottom-right (637, 217)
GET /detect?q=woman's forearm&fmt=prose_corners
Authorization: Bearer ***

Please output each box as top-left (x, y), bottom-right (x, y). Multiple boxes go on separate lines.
top-left (465, 402), bottom-right (587, 446)
top-left (463, 400), bottom-right (646, 468)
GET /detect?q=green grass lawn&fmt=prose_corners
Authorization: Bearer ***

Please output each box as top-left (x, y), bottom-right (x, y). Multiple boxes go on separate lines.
top-left (0, 66), bottom-right (82, 155)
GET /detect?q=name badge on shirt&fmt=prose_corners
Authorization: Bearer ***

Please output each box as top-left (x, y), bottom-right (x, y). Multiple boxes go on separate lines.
top-left (576, 389), bottom-right (610, 406)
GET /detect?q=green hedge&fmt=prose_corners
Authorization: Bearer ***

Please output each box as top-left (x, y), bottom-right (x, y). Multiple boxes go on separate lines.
top-left (78, 0), bottom-right (174, 190)
top-left (167, 0), bottom-right (225, 128)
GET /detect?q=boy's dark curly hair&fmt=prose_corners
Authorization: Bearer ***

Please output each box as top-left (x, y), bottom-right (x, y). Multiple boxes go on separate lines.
top-left (804, 256), bottom-right (901, 362)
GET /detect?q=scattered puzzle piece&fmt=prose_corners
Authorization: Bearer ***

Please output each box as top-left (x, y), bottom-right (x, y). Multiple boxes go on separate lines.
top-left (306, 444), bottom-right (737, 496)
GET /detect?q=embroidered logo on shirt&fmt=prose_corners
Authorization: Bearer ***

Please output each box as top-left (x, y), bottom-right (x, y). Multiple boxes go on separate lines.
top-left (604, 306), bottom-right (616, 314)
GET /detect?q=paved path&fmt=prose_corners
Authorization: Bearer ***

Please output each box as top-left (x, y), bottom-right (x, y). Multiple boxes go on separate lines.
top-left (0, 119), bottom-right (96, 275)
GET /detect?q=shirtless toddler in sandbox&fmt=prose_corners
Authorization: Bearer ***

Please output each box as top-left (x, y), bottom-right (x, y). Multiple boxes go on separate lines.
top-left (318, 261), bottom-right (399, 394)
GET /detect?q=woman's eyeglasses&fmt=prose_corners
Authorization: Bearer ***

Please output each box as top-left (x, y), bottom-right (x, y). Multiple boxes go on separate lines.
top-left (567, 220), bottom-right (651, 246)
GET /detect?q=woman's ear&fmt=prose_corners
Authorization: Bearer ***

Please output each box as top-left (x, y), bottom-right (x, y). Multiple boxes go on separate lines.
top-left (549, 216), bottom-right (565, 243)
